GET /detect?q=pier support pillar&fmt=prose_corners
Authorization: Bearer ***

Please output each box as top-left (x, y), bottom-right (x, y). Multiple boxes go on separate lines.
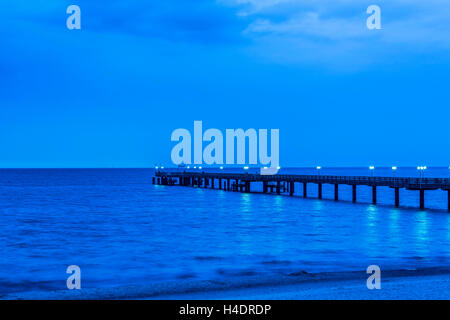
top-left (211, 178), bottom-right (214, 189)
top-left (152, 177), bottom-right (155, 184)
top-left (318, 183), bottom-right (322, 199)
top-left (303, 183), bottom-right (307, 198)
top-left (395, 188), bottom-right (400, 207)
top-left (227, 179), bottom-right (230, 191)
top-left (276, 181), bottom-right (281, 194)
top-left (289, 182), bottom-right (295, 196)
top-left (218, 179), bottom-right (222, 190)
top-left (448, 190), bottom-right (450, 212)
top-left (372, 186), bottom-right (377, 205)
top-left (334, 184), bottom-right (339, 201)
top-left (263, 181), bottom-right (268, 193)
top-left (352, 185), bottom-right (357, 203)
top-left (157, 177), bottom-right (161, 185)
top-left (420, 189), bottom-right (425, 210)
top-left (246, 181), bottom-right (251, 193)
top-left (235, 180), bottom-right (239, 192)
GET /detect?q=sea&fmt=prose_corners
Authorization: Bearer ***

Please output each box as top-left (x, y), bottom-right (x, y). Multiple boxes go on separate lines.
top-left (1, 167), bottom-right (450, 296)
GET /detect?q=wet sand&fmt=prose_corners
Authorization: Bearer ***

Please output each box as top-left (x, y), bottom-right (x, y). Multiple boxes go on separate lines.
top-left (5, 267), bottom-right (450, 300)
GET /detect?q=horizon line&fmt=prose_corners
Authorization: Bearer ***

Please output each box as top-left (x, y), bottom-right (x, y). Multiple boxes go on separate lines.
top-left (0, 166), bottom-right (449, 170)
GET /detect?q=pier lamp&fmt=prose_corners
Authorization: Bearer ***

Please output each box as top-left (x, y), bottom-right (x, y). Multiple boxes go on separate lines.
top-left (369, 166), bottom-right (375, 177)
top-left (155, 166), bottom-right (159, 169)
top-left (392, 166), bottom-right (397, 177)
top-left (199, 166), bottom-right (202, 170)
top-left (316, 166), bottom-right (322, 176)
top-left (220, 166), bottom-right (223, 170)
top-left (244, 166), bottom-right (249, 170)
top-left (161, 166), bottom-right (164, 169)
top-left (392, 166), bottom-right (398, 185)
top-left (417, 166), bottom-right (427, 185)
top-left (194, 166), bottom-right (197, 169)
top-left (277, 166), bottom-right (281, 170)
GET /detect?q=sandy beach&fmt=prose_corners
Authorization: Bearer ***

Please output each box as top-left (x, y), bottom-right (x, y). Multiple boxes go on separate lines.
top-left (5, 267), bottom-right (450, 300)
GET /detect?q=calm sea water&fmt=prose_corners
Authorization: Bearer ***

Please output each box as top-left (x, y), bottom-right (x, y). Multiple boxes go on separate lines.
top-left (1, 167), bottom-right (450, 295)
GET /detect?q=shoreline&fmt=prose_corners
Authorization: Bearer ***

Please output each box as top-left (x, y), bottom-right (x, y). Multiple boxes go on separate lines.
top-left (4, 267), bottom-right (450, 300)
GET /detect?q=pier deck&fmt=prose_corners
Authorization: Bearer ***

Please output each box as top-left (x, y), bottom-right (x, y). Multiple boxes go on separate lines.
top-left (154, 171), bottom-right (450, 211)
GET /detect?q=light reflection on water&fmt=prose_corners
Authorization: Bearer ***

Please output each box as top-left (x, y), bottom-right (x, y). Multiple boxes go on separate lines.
top-left (413, 211), bottom-right (430, 259)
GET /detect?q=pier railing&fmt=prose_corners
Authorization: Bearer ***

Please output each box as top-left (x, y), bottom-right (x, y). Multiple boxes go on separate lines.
top-left (153, 171), bottom-right (450, 211)
top-left (155, 171), bottom-right (450, 190)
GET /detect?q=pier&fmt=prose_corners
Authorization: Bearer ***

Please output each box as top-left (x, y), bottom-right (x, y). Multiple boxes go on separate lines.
top-left (153, 171), bottom-right (450, 211)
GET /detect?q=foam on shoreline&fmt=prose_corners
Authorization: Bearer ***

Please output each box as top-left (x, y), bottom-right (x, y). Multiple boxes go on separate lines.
top-left (4, 267), bottom-right (450, 300)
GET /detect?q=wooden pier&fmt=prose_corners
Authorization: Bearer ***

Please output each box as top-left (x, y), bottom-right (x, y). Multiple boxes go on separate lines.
top-left (153, 171), bottom-right (450, 211)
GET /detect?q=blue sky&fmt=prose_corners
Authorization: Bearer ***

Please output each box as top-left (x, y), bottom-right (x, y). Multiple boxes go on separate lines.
top-left (1, 0), bottom-right (449, 168)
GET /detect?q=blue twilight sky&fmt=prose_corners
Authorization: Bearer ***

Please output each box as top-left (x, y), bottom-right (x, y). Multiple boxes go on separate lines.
top-left (0, 0), bottom-right (449, 168)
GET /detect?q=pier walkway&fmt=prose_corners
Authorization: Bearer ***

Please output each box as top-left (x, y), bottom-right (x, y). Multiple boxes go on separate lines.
top-left (154, 171), bottom-right (450, 211)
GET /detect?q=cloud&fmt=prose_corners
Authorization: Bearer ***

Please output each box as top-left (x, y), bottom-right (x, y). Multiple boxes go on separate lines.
top-left (2, 0), bottom-right (450, 71)
top-left (0, 0), bottom-right (247, 45)
top-left (244, 12), bottom-right (366, 40)
top-left (220, 0), bottom-right (450, 67)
